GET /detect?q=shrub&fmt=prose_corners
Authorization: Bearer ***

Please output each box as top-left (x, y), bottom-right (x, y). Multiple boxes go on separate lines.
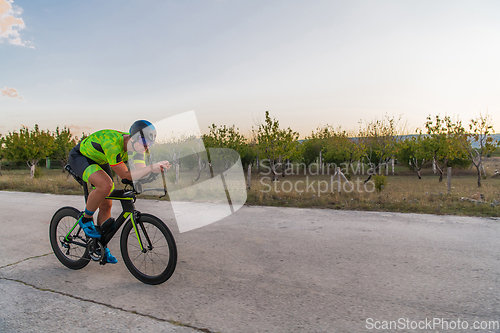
top-left (373, 175), bottom-right (387, 192)
top-left (34, 166), bottom-right (43, 178)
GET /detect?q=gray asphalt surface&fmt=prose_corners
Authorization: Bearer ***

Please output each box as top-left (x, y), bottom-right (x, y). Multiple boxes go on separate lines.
top-left (0, 191), bottom-right (499, 332)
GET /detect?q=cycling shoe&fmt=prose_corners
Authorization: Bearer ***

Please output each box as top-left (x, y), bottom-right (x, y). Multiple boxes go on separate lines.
top-left (104, 248), bottom-right (117, 264)
top-left (77, 216), bottom-right (101, 239)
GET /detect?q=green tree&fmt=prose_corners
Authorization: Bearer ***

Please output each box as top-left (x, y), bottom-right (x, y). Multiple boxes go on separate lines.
top-left (358, 115), bottom-right (402, 181)
top-left (51, 126), bottom-right (78, 172)
top-left (300, 126), bottom-right (331, 166)
top-left (454, 113), bottom-right (498, 187)
top-left (396, 135), bottom-right (428, 179)
top-left (254, 111), bottom-right (299, 181)
top-left (0, 134), bottom-right (4, 176)
top-left (300, 125), bottom-right (362, 175)
top-left (322, 129), bottom-right (363, 174)
top-left (203, 124), bottom-right (256, 169)
top-left (424, 115), bottom-right (468, 182)
top-left (300, 138), bottom-right (323, 166)
top-left (3, 125), bottom-right (55, 179)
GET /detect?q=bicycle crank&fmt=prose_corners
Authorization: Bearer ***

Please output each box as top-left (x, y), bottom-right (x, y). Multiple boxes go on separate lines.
top-left (87, 239), bottom-right (104, 262)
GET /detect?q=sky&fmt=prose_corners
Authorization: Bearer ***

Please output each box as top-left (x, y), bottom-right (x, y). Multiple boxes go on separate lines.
top-left (1, 0), bottom-right (500, 138)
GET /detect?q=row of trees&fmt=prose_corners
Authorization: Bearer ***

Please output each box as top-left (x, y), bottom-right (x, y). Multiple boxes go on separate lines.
top-left (1, 112), bottom-right (498, 186)
top-left (204, 112), bottom-right (498, 187)
top-left (398, 114), bottom-right (498, 186)
top-left (0, 126), bottom-right (79, 178)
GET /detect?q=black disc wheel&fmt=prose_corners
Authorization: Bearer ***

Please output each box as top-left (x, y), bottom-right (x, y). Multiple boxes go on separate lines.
top-left (49, 207), bottom-right (90, 270)
top-left (120, 213), bottom-right (177, 285)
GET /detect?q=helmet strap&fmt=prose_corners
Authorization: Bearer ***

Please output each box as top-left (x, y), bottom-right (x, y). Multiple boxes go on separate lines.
top-left (139, 129), bottom-right (150, 154)
top-left (130, 138), bottom-right (138, 153)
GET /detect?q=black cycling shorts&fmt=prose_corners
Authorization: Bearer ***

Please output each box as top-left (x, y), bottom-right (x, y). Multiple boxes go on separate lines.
top-left (68, 143), bottom-right (113, 183)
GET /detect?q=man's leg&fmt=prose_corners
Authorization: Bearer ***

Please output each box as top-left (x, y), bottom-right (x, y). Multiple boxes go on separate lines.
top-left (97, 199), bottom-right (112, 226)
top-left (87, 168), bottom-right (118, 263)
top-left (68, 151), bottom-right (113, 239)
top-left (95, 164), bottom-right (114, 226)
top-left (85, 170), bottom-right (113, 218)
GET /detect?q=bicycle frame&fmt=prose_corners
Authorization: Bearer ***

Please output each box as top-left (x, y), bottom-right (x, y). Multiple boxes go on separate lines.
top-left (65, 188), bottom-right (146, 252)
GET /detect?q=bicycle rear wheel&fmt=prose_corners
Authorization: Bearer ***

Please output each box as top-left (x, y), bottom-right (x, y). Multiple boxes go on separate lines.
top-left (49, 207), bottom-right (90, 269)
top-left (120, 213), bottom-right (177, 285)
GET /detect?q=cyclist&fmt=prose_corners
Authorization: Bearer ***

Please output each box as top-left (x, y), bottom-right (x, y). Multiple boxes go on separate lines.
top-left (68, 120), bottom-right (170, 264)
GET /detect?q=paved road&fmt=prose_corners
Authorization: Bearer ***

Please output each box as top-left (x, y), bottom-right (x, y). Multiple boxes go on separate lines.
top-left (0, 191), bottom-right (499, 332)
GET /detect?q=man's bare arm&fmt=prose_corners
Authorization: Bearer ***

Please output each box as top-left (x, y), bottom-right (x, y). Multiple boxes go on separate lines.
top-left (111, 161), bottom-right (171, 181)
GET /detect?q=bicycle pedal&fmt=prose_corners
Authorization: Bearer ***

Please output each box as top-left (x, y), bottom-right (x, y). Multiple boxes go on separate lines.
top-left (88, 239), bottom-right (104, 262)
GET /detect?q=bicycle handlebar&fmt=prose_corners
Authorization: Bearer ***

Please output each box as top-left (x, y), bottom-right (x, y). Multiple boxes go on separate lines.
top-left (121, 178), bottom-right (134, 186)
top-left (121, 169), bottom-right (168, 198)
top-left (140, 188), bottom-right (168, 193)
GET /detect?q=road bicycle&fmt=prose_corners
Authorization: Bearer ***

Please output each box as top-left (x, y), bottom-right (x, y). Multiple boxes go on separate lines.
top-left (49, 165), bottom-right (177, 285)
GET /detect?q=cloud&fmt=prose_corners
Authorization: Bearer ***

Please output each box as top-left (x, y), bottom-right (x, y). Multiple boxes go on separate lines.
top-left (68, 124), bottom-right (93, 132)
top-left (0, 0), bottom-right (32, 47)
top-left (1, 86), bottom-right (22, 99)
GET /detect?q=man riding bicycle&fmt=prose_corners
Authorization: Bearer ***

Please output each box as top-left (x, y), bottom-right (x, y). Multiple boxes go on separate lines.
top-left (68, 120), bottom-right (170, 264)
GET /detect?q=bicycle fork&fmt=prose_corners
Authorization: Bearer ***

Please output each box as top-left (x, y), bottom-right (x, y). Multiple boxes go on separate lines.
top-left (127, 212), bottom-right (152, 253)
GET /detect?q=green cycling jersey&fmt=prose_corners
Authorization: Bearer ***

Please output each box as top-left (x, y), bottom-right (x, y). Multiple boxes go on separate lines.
top-left (79, 129), bottom-right (145, 166)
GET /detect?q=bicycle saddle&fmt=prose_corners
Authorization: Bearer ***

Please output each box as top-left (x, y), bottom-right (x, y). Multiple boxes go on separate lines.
top-left (107, 189), bottom-right (135, 199)
top-left (65, 164), bottom-right (85, 186)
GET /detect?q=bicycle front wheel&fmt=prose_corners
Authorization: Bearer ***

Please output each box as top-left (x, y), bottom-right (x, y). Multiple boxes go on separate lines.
top-left (120, 213), bottom-right (177, 285)
top-left (49, 206), bottom-right (90, 270)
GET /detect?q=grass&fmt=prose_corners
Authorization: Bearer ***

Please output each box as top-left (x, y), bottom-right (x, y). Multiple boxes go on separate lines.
top-left (1, 163), bottom-right (499, 217)
top-left (0, 168), bottom-right (84, 195)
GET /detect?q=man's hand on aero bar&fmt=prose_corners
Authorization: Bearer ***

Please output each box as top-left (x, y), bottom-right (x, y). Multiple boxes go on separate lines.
top-left (150, 161), bottom-right (171, 173)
